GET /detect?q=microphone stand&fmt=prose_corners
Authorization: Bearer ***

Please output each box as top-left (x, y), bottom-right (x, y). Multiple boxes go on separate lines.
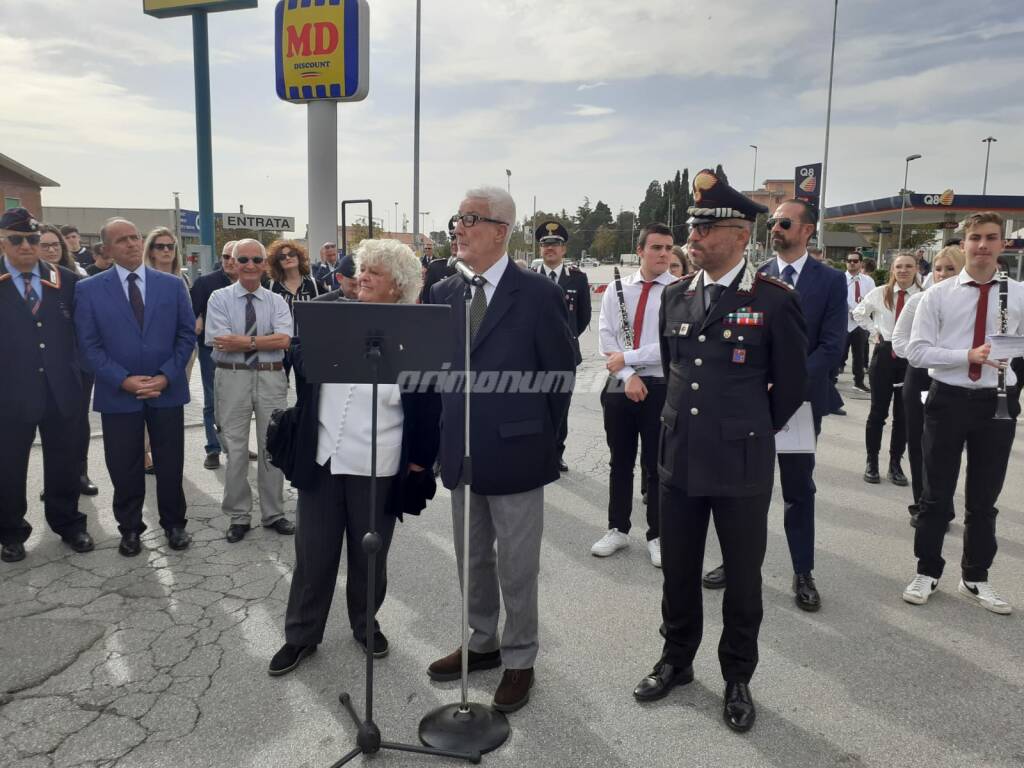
top-left (419, 258), bottom-right (511, 754)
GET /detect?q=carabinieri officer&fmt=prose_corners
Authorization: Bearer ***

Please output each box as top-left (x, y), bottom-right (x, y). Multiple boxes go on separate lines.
top-left (632, 168), bottom-right (807, 733)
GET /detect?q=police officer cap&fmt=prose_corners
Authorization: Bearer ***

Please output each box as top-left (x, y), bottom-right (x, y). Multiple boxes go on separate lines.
top-left (535, 220), bottom-right (569, 245)
top-left (0, 207), bottom-right (40, 233)
top-left (447, 215), bottom-right (457, 238)
top-left (687, 168), bottom-right (767, 225)
top-left (338, 253), bottom-right (356, 279)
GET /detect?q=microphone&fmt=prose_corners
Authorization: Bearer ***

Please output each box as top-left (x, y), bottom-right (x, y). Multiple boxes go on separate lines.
top-left (448, 256), bottom-right (484, 286)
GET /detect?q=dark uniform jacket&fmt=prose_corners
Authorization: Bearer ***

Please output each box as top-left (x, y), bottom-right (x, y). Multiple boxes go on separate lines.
top-left (0, 259), bottom-right (83, 423)
top-left (420, 258), bottom-right (456, 303)
top-left (535, 263), bottom-right (591, 365)
top-left (658, 265), bottom-right (808, 497)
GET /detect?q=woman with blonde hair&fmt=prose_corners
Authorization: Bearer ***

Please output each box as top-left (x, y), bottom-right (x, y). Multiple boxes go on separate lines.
top-left (853, 252), bottom-right (922, 486)
top-left (891, 244), bottom-right (965, 525)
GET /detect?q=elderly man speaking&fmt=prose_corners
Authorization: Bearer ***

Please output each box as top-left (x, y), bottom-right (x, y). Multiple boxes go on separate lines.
top-left (205, 239), bottom-right (296, 543)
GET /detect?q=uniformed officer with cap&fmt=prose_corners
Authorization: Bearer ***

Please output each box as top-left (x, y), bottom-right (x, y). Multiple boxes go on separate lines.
top-left (420, 215), bottom-right (458, 302)
top-left (631, 169), bottom-right (807, 733)
top-left (0, 208), bottom-right (93, 562)
top-left (535, 220), bottom-right (591, 471)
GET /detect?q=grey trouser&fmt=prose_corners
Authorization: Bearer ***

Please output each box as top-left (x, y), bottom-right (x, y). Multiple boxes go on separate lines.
top-left (451, 483), bottom-right (544, 670)
top-left (214, 367), bottom-right (287, 526)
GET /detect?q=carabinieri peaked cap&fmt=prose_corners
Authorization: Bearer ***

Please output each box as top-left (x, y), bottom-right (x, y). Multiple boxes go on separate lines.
top-left (535, 220), bottom-right (569, 245)
top-left (687, 167), bottom-right (768, 225)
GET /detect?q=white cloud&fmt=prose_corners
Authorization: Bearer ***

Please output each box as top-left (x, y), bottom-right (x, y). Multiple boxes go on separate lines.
top-left (577, 82), bottom-right (608, 91)
top-left (567, 104), bottom-right (616, 117)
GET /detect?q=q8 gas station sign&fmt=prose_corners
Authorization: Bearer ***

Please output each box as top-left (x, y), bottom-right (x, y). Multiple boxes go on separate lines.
top-left (275, 0), bottom-right (369, 102)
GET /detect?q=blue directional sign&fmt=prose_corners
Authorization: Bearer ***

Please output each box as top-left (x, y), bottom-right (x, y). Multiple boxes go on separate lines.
top-left (180, 209), bottom-right (201, 235)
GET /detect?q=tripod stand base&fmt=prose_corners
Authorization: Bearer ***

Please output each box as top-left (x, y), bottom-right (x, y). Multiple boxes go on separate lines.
top-left (418, 702), bottom-right (510, 755)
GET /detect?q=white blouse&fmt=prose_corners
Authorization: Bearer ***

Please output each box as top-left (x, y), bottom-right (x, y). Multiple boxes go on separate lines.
top-left (853, 283), bottom-right (921, 341)
top-left (316, 383), bottom-right (404, 477)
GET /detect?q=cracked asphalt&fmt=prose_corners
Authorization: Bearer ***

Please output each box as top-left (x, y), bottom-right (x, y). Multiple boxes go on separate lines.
top-left (3, 324), bottom-right (1023, 768)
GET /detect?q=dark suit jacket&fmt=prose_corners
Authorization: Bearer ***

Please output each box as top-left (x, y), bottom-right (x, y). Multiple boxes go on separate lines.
top-left (420, 258), bottom-right (456, 303)
top-left (758, 256), bottom-right (846, 421)
top-left (428, 261), bottom-right (577, 495)
top-left (74, 266), bottom-right (196, 413)
top-left (535, 263), bottom-right (591, 365)
top-left (0, 259), bottom-right (83, 422)
top-left (288, 291), bottom-right (441, 519)
top-left (189, 267), bottom-right (231, 321)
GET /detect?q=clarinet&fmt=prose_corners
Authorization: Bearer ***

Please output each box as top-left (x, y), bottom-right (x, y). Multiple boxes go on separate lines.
top-left (612, 267), bottom-right (634, 350)
top-left (994, 269), bottom-right (1013, 420)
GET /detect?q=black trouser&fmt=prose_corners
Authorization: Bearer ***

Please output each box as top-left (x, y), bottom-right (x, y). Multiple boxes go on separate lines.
top-left (285, 463), bottom-right (396, 646)
top-left (0, 387), bottom-right (86, 545)
top-left (914, 382), bottom-right (1019, 581)
top-left (902, 365), bottom-right (931, 506)
top-left (77, 372), bottom-right (94, 479)
top-left (865, 341), bottom-right (907, 461)
top-left (101, 405), bottom-right (187, 536)
top-left (844, 327), bottom-right (869, 386)
top-left (600, 376), bottom-right (665, 540)
top-left (556, 390), bottom-right (572, 458)
top-left (659, 483), bottom-right (770, 683)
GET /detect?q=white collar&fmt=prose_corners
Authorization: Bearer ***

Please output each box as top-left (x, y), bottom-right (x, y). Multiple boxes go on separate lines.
top-left (231, 280), bottom-right (265, 298)
top-left (115, 263), bottom-right (145, 282)
top-left (958, 267), bottom-right (998, 286)
top-left (479, 253), bottom-right (509, 286)
top-left (705, 258), bottom-right (747, 288)
top-left (775, 252), bottom-right (809, 277)
top-left (627, 269), bottom-right (675, 286)
top-left (540, 262), bottom-right (563, 279)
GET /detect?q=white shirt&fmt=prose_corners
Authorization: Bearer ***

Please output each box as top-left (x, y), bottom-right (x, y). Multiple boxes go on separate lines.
top-left (472, 253), bottom-right (510, 305)
top-left (907, 268), bottom-right (1024, 388)
top-left (598, 269), bottom-right (675, 380)
top-left (114, 263), bottom-right (146, 303)
top-left (537, 262), bottom-right (563, 282)
top-left (774, 252), bottom-right (809, 286)
top-left (204, 282), bottom-right (294, 363)
top-left (316, 384), bottom-right (404, 476)
top-left (890, 291), bottom-right (925, 360)
top-left (846, 272), bottom-right (876, 332)
top-left (702, 258), bottom-right (747, 296)
top-left (853, 283), bottom-right (921, 341)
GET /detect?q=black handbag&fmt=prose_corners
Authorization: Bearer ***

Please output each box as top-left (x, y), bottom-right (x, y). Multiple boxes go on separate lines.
top-left (266, 405), bottom-right (301, 480)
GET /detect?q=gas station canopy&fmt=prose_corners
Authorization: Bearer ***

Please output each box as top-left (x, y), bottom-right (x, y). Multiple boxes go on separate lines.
top-left (824, 192), bottom-right (1024, 227)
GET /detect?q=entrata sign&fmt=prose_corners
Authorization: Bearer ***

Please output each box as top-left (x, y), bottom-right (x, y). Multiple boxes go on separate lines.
top-left (275, 0), bottom-right (370, 103)
top-left (221, 213), bottom-right (296, 232)
top-left (794, 163), bottom-right (823, 207)
top-left (143, 0), bottom-right (257, 19)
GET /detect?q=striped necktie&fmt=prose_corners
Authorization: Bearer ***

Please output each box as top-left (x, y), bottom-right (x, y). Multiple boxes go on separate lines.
top-left (244, 294), bottom-right (258, 368)
top-left (21, 272), bottom-right (40, 315)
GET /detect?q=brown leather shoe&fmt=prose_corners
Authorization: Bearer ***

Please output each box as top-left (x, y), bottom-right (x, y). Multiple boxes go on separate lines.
top-left (427, 647), bottom-right (501, 682)
top-left (493, 668), bottom-right (533, 713)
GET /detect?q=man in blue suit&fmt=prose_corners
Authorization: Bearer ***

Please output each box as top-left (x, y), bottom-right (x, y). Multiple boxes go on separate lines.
top-left (426, 186), bottom-right (576, 713)
top-left (703, 199), bottom-right (846, 611)
top-left (75, 218), bottom-right (196, 557)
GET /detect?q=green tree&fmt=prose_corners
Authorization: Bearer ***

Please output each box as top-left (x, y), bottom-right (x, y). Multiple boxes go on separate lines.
top-left (591, 225), bottom-right (618, 259)
top-left (637, 181), bottom-right (664, 227)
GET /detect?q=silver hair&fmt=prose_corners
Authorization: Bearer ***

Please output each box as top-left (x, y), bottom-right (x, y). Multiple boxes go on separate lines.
top-left (355, 239), bottom-right (423, 305)
top-left (221, 239), bottom-right (238, 256)
top-left (99, 217), bottom-right (138, 245)
top-left (463, 185), bottom-right (516, 249)
top-left (231, 238), bottom-right (267, 260)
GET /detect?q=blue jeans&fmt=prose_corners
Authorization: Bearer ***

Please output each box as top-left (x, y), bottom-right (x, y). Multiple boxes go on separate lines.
top-left (197, 344), bottom-right (221, 455)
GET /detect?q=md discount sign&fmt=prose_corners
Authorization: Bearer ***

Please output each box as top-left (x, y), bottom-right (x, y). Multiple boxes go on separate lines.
top-left (275, 0), bottom-right (369, 103)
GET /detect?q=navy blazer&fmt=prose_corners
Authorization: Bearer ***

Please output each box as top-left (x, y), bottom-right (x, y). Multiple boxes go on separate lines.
top-left (758, 256), bottom-right (846, 420)
top-left (74, 266), bottom-right (196, 413)
top-left (428, 262), bottom-right (577, 495)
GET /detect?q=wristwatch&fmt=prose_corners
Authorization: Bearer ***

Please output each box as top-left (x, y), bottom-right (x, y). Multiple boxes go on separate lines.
top-left (249, 335), bottom-right (257, 351)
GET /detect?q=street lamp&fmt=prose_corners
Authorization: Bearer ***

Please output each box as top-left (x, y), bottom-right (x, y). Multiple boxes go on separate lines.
top-left (419, 211), bottom-right (430, 246)
top-left (897, 153), bottom-right (922, 252)
top-left (394, 201), bottom-right (399, 235)
top-left (818, 0), bottom-right (839, 252)
top-left (412, 0), bottom-right (422, 256)
top-left (982, 136), bottom-right (997, 194)
top-left (506, 169), bottom-right (511, 194)
top-left (749, 145), bottom-right (758, 194)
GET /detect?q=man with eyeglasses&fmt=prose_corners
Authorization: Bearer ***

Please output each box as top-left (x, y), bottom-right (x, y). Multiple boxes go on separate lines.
top-left (634, 170), bottom-right (807, 732)
top-left (313, 241), bottom-right (341, 292)
top-left (190, 241), bottom-right (238, 469)
top-left (843, 252), bottom-right (874, 392)
top-left (0, 208), bottom-right (94, 563)
top-left (205, 239), bottom-right (295, 544)
top-left (74, 218), bottom-right (196, 557)
top-left (425, 186), bottom-right (575, 713)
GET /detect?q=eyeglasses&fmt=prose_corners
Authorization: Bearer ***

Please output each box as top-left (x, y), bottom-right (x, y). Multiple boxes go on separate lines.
top-left (279, 250), bottom-right (296, 259)
top-left (235, 256), bottom-right (265, 265)
top-left (151, 242), bottom-right (175, 252)
top-left (5, 234), bottom-right (41, 246)
top-left (39, 241), bottom-right (62, 251)
top-left (452, 213), bottom-right (508, 228)
top-left (767, 217), bottom-right (794, 231)
top-left (690, 222), bottom-right (746, 238)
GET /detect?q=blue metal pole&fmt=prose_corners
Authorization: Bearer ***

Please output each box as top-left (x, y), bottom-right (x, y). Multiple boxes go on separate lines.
top-left (192, 11), bottom-right (215, 265)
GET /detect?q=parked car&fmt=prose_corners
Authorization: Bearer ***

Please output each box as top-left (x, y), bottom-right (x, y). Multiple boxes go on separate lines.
top-left (579, 257), bottom-right (599, 268)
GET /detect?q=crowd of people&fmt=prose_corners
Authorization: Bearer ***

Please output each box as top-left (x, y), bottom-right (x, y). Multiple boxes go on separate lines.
top-left (0, 168), bottom-right (1019, 734)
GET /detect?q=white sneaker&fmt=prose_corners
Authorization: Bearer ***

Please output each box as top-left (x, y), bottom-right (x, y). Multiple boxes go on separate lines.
top-left (591, 529), bottom-right (629, 557)
top-left (647, 538), bottom-right (662, 568)
top-left (958, 579), bottom-right (1012, 615)
top-left (902, 574), bottom-right (938, 605)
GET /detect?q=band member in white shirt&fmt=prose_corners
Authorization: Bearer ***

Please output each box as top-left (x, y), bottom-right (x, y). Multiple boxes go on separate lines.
top-left (903, 212), bottom-right (1022, 614)
top-left (852, 253), bottom-right (921, 486)
top-left (843, 253), bottom-right (875, 392)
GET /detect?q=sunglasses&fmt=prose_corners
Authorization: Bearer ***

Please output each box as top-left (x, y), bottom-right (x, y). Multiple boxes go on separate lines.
top-left (847, 258), bottom-right (861, 263)
top-left (767, 217), bottom-right (795, 230)
top-left (279, 250), bottom-right (296, 258)
top-left (5, 234), bottom-right (41, 246)
top-left (151, 242), bottom-right (175, 252)
top-left (236, 256), bottom-right (265, 265)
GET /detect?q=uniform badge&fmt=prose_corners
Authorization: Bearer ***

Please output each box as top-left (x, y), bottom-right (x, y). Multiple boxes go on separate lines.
top-left (678, 323), bottom-right (691, 337)
top-left (732, 348), bottom-right (747, 364)
top-left (723, 329), bottom-right (732, 339)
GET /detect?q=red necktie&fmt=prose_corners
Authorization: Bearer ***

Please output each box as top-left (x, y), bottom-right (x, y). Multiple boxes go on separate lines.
top-left (891, 289), bottom-right (906, 358)
top-left (967, 281), bottom-right (993, 381)
top-left (632, 281), bottom-right (654, 345)
top-left (854, 278), bottom-right (861, 303)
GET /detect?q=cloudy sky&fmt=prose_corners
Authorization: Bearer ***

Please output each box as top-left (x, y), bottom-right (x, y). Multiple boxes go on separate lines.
top-left (3, 0), bottom-right (1022, 235)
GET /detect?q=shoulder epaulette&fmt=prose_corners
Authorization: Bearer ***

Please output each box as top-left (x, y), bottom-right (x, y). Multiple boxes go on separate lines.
top-left (756, 272), bottom-right (793, 291)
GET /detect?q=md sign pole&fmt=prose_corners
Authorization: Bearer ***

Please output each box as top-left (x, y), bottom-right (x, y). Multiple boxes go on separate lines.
top-left (275, 0), bottom-right (369, 260)
top-left (143, 1), bottom-right (258, 271)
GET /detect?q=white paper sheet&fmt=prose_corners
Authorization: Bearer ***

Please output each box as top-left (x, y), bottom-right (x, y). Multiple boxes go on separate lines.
top-left (987, 334), bottom-right (1024, 360)
top-left (775, 402), bottom-right (816, 454)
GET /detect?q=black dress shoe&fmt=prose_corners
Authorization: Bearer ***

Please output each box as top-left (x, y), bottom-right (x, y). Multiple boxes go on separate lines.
top-left (355, 630), bottom-right (390, 659)
top-left (119, 532), bottom-right (142, 557)
top-left (248, 450), bottom-right (258, 461)
top-left (63, 531), bottom-right (95, 553)
top-left (144, 463), bottom-right (156, 476)
top-left (166, 528), bottom-right (192, 551)
top-left (79, 476), bottom-right (99, 496)
top-left (888, 460), bottom-right (908, 486)
top-left (863, 456), bottom-right (880, 484)
top-left (830, 407), bottom-right (847, 416)
top-left (39, 490), bottom-right (45, 502)
top-left (703, 564), bottom-right (726, 590)
top-left (226, 524), bottom-right (251, 543)
top-left (723, 681), bottom-right (756, 732)
top-left (853, 382), bottom-right (870, 393)
top-left (793, 572), bottom-right (821, 612)
top-left (204, 452), bottom-right (221, 470)
top-left (558, 458), bottom-right (569, 473)
top-left (1, 542), bottom-right (26, 563)
top-left (268, 643), bottom-right (317, 676)
top-left (633, 661), bottom-right (694, 702)
top-left (263, 518), bottom-right (295, 535)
